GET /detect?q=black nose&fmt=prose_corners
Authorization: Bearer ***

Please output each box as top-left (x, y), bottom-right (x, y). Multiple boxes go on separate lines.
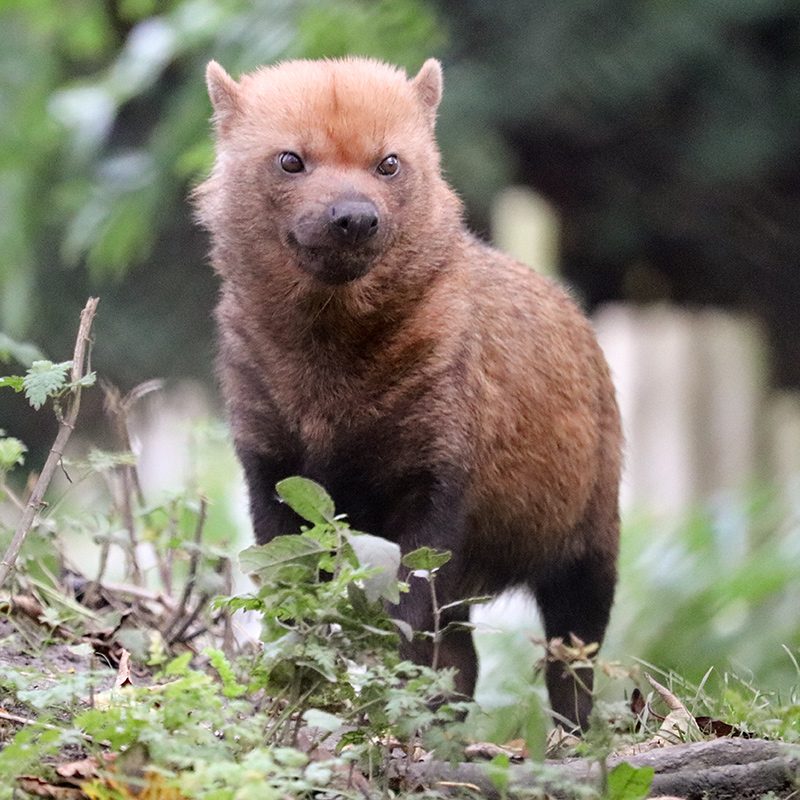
top-left (329, 200), bottom-right (379, 246)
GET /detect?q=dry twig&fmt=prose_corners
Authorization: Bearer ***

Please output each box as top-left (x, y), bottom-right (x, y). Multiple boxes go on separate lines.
top-left (100, 378), bottom-right (163, 586)
top-left (0, 298), bottom-right (99, 589)
top-left (0, 710), bottom-right (94, 742)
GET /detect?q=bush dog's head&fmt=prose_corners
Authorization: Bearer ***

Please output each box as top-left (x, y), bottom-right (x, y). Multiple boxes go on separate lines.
top-left (196, 58), bottom-right (456, 289)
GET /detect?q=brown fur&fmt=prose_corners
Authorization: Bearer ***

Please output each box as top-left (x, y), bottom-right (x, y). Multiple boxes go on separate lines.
top-left (196, 57), bottom-right (622, 730)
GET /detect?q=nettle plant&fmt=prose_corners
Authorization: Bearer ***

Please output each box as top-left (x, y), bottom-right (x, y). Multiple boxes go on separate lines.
top-left (227, 476), bottom-right (474, 751)
top-left (0, 358), bottom-right (96, 412)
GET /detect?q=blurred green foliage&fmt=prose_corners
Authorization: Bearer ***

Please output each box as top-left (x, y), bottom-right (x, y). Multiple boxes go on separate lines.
top-left (612, 493), bottom-right (800, 691)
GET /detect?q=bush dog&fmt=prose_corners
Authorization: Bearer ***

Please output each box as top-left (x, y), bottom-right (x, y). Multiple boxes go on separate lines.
top-left (195, 56), bottom-right (622, 731)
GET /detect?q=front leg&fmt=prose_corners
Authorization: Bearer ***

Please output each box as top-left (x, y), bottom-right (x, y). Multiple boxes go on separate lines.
top-left (398, 574), bottom-right (477, 699)
top-left (237, 447), bottom-right (304, 544)
top-left (385, 474), bottom-right (477, 699)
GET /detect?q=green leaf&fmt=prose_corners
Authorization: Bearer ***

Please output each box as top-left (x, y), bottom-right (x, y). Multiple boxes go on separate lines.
top-left (302, 708), bottom-right (344, 732)
top-left (606, 762), bottom-right (654, 800)
top-left (206, 648), bottom-right (247, 698)
top-left (402, 546), bottom-right (452, 572)
top-left (272, 747), bottom-right (309, 768)
top-left (391, 618), bottom-right (414, 642)
top-left (22, 360), bottom-right (72, 410)
top-left (275, 476), bottom-right (336, 525)
top-left (0, 375), bottom-right (24, 392)
top-left (239, 535), bottom-right (327, 579)
top-left (346, 531), bottom-right (401, 603)
top-left (486, 753), bottom-right (511, 794)
top-left (70, 371), bottom-right (97, 389)
top-left (0, 726), bottom-right (63, 779)
top-left (0, 437), bottom-right (26, 471)
top-left (164, 652), bottom-right (193, 677)
top-left (296, 640), bottom-right (338, 681)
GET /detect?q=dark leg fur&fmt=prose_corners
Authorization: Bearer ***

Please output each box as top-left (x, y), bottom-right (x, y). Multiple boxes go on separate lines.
top-left (533, 550), bottom-right (617, 731)
top-left (385, 477), bottom-right (477, 698)
top-left (238, 448), bottom-right (304, 543)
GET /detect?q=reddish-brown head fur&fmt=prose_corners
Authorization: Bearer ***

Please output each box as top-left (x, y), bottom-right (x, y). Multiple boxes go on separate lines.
top-left (195, 58), bottom-right (458, 293)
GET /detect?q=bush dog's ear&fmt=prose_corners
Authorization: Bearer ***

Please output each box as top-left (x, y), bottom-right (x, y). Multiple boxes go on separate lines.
top-left (412, 58), bottom-right (443, 128)
top-left (206, 60), bottom-right (242, 135)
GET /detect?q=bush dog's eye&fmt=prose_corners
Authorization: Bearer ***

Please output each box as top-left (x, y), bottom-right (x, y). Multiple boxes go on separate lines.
top-left (279, 152), bottom-right (305, 173)
top-left (377, 154), bottom-right (400, 176)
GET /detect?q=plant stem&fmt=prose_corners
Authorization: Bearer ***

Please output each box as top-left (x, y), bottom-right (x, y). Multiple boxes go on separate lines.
top-left (0, 481), bottom-right (25, 512)
top-left (102, 379), bottom-right (160, 586)
top-left (163, 496), bottom-right (208, 638)
top-left (221, 555), bottom-right (234, 656)
top-left (0, 297), bottom-right (99, 589)
top-left (429, 570), bottom-right (441, 671)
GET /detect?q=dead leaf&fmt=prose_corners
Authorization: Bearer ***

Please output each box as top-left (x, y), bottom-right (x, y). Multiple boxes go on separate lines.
top-left (535, 634), bottom-right (599, 666)
top-left (55, 756), bottom-right (100, 780)
top-left (16, 776), bottom-right (83, 800)
top-left (645, 673), bottom-right (687, 713)
top-left (464, 741), bottom-right (525, 762)
top-left (11, 594), bottom-right (46, 620)
top-left (630, 687), bottom-right (646, 717)
top-left (645, 673), bottom-right (702, 745)
top-left (82, 767), bottom-right (185, 800)
top-left (694, 716), bottom-right (752, 738)
top-left (326, 760), bottom-right (372, 797)
top-left (114, 648), bottom-right (133, 689)
top-left (600, 660), bottom-right (631, 680)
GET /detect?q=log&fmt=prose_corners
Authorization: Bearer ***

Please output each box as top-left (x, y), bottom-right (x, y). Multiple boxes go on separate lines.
top-left (404, 738), bottom-right (800, 799)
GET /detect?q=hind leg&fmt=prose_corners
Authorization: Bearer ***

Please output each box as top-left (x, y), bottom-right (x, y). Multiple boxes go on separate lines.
top-left (532, 550), bottom-right (617, 731)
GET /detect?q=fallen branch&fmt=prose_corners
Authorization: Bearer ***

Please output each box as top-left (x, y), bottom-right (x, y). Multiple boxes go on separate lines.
top-left (405, 738), bottom-right (800, 799)
top-left (99, 581), bottom-right (177, 611)
top-left (0, 298), bottom-right (99, 589)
